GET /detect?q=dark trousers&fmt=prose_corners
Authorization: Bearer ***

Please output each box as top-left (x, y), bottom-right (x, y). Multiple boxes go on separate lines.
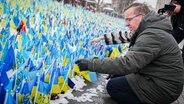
top-left (172, 26), bottom-right (184, 60)
top-left (106, 76), bottom-right (141, 104)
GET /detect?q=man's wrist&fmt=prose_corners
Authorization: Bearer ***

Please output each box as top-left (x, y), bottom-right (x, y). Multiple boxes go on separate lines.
top-left (99, 36), bottom-right (104, 40)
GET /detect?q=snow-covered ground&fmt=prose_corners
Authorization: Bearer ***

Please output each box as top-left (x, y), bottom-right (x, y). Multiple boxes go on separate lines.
top-left (50, 74), bottom-right (116, 104)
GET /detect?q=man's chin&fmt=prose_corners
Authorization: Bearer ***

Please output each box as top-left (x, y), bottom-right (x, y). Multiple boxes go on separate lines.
top-left (130, 30), bottom-right (135, 34)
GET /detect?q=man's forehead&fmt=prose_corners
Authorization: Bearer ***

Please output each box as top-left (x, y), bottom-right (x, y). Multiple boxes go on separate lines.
top-left (124, 7), bottom-right (136, 17)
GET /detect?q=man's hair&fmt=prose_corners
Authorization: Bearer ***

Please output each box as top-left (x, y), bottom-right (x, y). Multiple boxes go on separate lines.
top-left (125, 3), bottom-right (150, 15)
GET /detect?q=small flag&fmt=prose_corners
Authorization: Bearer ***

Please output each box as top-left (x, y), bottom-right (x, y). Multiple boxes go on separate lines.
top-left (68, 78), bottom-right (75, 88)
top-left (0, 47), bottom-right (15, 88)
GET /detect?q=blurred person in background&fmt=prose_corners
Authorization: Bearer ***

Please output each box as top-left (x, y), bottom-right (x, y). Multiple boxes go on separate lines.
top-left (170, 0), bottom-right (184, 61)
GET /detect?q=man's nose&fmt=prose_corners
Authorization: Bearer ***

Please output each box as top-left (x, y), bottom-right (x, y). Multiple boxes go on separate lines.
top-left (126, 22), bottom-right (130, 27)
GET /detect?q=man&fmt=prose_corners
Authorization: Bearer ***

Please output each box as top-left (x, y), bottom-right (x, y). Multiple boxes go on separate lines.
top-left (75, 3), bottom-right (184, 104)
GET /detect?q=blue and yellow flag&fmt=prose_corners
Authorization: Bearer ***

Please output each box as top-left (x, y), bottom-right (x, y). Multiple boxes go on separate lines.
top-left (35, 80), bottom-right (51, 104)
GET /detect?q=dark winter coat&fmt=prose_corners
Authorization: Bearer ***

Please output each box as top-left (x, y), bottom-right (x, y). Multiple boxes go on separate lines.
top-left (87, 11), bottom-right (184, 104)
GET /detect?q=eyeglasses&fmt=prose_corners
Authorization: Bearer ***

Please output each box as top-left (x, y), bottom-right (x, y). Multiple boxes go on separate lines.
top-left (125, 14), bottom-right (142, 22)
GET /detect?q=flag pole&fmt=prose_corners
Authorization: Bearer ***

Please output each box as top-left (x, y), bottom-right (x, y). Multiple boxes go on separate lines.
top-left (61, 49), bottom-right (70, 92)
top-left (49, 70), bottom-right (56, 100)
top-left (15, 90), bottom-right (18, 104)
top-left (3, 90), bottom-right (8, 104)
top-left (33, 73), bottom-right (40, 104)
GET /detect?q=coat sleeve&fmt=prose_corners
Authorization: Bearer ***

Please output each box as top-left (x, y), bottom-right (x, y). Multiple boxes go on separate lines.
top-left (104, 31), bottom-right (131, 45)
top-left (88, 32), bottom-right (162, 75)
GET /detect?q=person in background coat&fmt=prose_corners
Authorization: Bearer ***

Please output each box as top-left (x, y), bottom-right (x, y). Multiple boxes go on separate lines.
top-left (170, 0), bottom-right (184, 61)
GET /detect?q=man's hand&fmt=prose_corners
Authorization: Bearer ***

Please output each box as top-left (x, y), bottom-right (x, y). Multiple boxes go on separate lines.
top-left (173, 3), bottom-right (181, 14)
top-left (164, 3), bottom-right (181, 16)
top-left (90, 36), bottom-right (104, 45)
top-left (75, 59), bottom-right (89, 71)
top-left (165, 11), bottom-right (175, 16)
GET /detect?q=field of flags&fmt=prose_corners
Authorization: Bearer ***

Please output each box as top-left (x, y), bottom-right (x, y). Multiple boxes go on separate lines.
top-left (0, 0), bottom-right (127, 103)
